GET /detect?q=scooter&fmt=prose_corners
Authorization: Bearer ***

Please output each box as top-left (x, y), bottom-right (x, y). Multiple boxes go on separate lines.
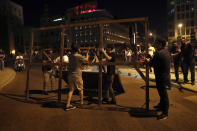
top-left (15, 59), bottom-right (25, 72)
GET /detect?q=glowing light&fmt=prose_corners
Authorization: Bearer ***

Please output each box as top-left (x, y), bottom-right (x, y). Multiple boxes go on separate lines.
top-left (80, 9), bottom-right (98, 14)
top-left (178, 23), bottom-right (183, 28)
top-left (149, 32), bottom-right (153, 36)
top-left (11, 50), bottom-right (15, 55)
top-left (53, 18), bottom-right (63, 22)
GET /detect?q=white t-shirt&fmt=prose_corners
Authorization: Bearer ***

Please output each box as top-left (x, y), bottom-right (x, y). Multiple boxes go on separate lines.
top-left (148, 46), bottom-right (155, 57)
top-left (125, 50), bottom-right (132, 56)
top-left (16, 55), bottom-right (23, 60)
top-left (55, 55), bottom-right (69, 63)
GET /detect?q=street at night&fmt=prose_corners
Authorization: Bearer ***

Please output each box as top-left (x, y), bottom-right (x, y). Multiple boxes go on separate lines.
top-left (1, 0), bottom-right (197, 130)
top-left (0, 65), bottom-right (197, 131)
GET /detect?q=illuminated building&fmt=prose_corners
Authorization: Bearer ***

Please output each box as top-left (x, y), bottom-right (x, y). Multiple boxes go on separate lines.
top-left (167, 0), bottom-right (197, 42)
top-left (0, 0), bottom-right (24, 53)
top-left (38, 1), bottom-right (129, 49)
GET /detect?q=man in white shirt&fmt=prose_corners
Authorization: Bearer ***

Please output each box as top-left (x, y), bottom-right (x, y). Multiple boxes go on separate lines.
top-left (148, 43), bottom-right (156, 57)
top-left (125, 48), bottom-right (132, 62)
top-left (148, 43), bottom-right (155, 72)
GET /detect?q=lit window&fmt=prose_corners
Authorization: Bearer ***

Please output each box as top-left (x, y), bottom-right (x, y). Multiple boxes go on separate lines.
top-left (170, 9), bottom-right (175, 14)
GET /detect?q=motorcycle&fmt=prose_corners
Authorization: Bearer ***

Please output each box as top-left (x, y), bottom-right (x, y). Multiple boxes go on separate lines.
top-left (15, 59), bottom-right (25, 72)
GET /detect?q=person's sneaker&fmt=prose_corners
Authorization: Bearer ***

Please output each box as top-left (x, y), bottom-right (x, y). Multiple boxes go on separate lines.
top-left (183, 80), bottom-right (189, 84)
top-left (191, 82), bottom-right (195, 85)
top-left (157, 114), bottom-right (168, 120)
top-left (64, 105), bottom-right (76, 111)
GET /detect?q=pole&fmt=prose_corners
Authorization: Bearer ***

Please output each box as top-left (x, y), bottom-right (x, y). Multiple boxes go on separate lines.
top-left (98, 24), bottom-right (103, 105)
top-left (25, 30), bottom-right (34, 101)
top-left (180, 27), bottom-right (182, 38)
top-left (58, 28), bottom-right (65, 102)
top-left (145, 20), bottom-right (150, 110)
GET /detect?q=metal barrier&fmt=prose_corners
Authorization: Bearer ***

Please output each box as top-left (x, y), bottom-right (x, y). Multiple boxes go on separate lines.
top-left (25, 17), bottom-right (150, 110)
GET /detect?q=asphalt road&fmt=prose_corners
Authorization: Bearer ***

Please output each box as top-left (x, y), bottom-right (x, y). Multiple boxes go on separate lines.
top-left (0, 65), bottom-right (197, 131)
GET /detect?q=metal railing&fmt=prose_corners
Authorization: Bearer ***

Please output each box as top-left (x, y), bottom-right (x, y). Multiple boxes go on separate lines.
top-left (25, 17), bottom-right (150, 110)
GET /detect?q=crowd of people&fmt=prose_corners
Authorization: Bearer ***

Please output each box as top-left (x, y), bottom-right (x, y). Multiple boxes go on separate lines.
top-left (38, 38), bottom-right (197, 120)
top-left (41, 45), bottom-right (117, 111)
top-left (170, 38), bottom-right (196, 85)
top-left (145, 38), bottom-right (196, 120)
top-left (1, 38), bottom-right (196, 120)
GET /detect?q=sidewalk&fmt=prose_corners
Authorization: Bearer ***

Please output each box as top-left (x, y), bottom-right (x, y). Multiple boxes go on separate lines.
top-left (117, 66), bottom-right (197, 93)
top-left (0, 68), bottom-right (16, 90)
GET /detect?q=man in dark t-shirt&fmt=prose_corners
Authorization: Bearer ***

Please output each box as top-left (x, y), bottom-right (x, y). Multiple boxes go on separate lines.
top-left (170, 42), bottom-right (181, 82)
top-left (146, 40), bottom-right (171, 120)
top-left (101, 48), bottom-right (116, 104)
top-left (181, 39), bottom-right (195, 85)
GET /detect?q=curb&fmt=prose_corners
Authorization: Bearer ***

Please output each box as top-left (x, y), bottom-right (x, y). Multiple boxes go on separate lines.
top-left (0, 68), bottom-right (16, 90)
top-left (118, 70), bottom-right (197, 93)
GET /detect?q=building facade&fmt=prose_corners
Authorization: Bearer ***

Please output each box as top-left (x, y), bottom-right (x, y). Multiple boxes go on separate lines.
top-left (38, 1), bottom-right (129, 49)
top-left (167, 0), bottom-right (197, 43)
top-left (0, 0), bottom-right (24, 54)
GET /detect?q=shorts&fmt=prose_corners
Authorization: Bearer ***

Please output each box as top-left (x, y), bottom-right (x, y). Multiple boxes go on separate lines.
top-left (68, 74), bottom-right (83, 91)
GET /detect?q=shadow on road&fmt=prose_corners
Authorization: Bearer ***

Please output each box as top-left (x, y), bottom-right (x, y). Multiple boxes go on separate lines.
top-left (128, 107), bottom-right (158, 118)
top-left (41, 101), bottom-right (65, 108)
top-left (0, 92), bottom-right (57, 105)
top-left (0, 92), bottom-right (159, 118)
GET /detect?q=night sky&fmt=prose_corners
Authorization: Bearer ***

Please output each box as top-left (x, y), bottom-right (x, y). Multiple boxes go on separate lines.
top-left (11, 0), bottom-right (167, 36)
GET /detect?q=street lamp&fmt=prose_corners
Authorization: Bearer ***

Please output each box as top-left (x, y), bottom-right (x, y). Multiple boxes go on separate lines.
top-left (178, 23), bottom-right (183, 37)
top-left (149, 32), bottom-right (153, 36)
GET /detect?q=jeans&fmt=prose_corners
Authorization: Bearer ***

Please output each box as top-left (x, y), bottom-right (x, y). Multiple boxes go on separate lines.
top-left (105, 74), bottom-right (116, 102)
top-left (183, 61), bottom-right (195, 83)
top-left (156, 82), bottom-right (169, 115)
top-left (43, 70), bottom-right (55, 92)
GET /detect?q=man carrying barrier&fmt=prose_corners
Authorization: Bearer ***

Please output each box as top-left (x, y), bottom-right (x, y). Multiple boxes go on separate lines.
top-left (65, 44), bottom-right (89, 111)
top-left (42, 49), bottom-right (56, 95)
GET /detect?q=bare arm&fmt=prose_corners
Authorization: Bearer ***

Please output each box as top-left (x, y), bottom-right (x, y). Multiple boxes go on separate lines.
top-left (101, 48), bottom-right (112, 61)
top-left (83, 50), bottom-right (89, 62)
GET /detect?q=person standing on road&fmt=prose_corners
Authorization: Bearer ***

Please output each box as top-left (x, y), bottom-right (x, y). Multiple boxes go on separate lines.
top-left (42, 49), bottom-right (56, 95)
top-left (125, 48), bottom-right (132, 62)
top-left (65, 45), bottom-right (89, 111)
top-left (148, 43), bottom-right (155, 72)
top-left (101, 47), bottom-right (116, 104)
top-left (0, 49), bottom-right (5, 71)
top-left (146, 40), bottom-right (171, 120)
top-left (181, 38), bottom-right (196, 85)
top-left (170, 41), bottom-right (181, 83)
